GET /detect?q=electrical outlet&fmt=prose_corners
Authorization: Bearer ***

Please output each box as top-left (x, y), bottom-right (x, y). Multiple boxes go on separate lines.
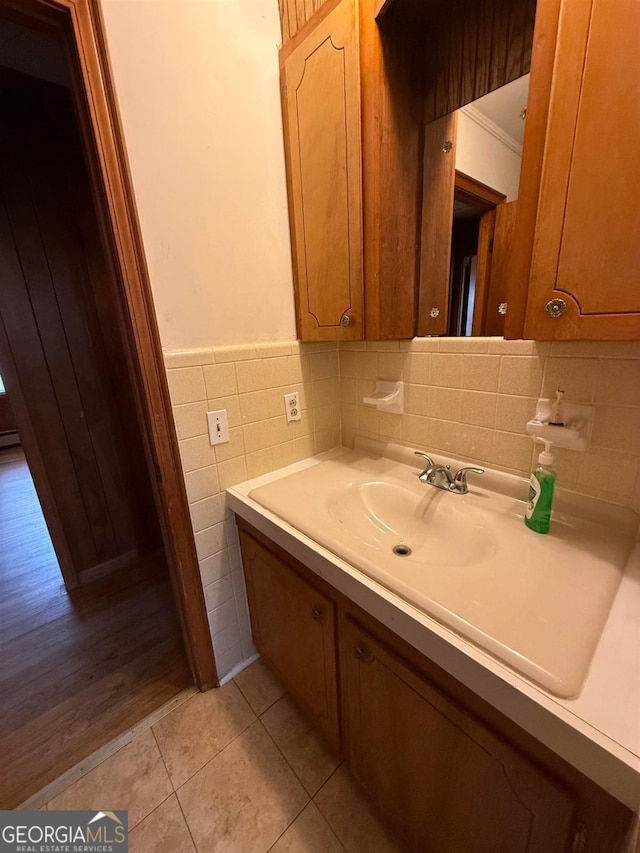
top-left (207, 409), bottom-right (229, 444)
top-left (283, 392), bottom-right (301, 423)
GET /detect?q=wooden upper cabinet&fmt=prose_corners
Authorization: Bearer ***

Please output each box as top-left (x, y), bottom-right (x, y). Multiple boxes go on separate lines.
top-left (280, 0), bottom-right (363, 340)
top-left (513, 0), bottom-right (640, 340)
top-left (279, 0), bottom-right (422, 340)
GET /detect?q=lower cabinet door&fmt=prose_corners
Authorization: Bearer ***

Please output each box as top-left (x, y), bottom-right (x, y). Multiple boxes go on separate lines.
top-left (239, 530), bottom-right (340, 750)
top-left (341, 617), bottom-right (575, 853)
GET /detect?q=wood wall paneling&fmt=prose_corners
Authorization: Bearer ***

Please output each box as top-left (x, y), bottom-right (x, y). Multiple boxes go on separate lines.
top-left (0, 69), bottom-right (143, 576)
top-left (66, 108), bottom-right (162, 556)
top-left (279, 0), bottom-right (331, 43)
top-left (0, 314), bottom-right (78, 586)
top-left (424, 0), bottom-right (537, 125)
top-left (0, 390), bottom-right (15, 433)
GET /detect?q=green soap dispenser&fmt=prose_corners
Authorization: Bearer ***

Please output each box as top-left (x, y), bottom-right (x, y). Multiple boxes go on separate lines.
top-left (525, 440), bottom-right (556, 534)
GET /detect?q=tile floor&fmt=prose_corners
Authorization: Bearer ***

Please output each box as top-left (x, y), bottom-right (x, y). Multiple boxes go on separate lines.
top-left (39, 660), bottom-right (410, 852)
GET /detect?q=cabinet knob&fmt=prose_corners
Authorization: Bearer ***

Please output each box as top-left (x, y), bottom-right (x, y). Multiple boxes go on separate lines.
top-left (355, 645), bottom-right (373, 663)
top-left (545, 298), bottom-right (567, 318)
top-left (311, 606), bottom-right (323, 621)
top-left (340, 314), bottom-right (352, 327)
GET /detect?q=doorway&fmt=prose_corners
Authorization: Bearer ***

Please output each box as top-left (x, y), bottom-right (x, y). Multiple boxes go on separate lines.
top-left (0, 443), bottom-right (188, 807)
top-left (0, 0), bottom-right (215, 806)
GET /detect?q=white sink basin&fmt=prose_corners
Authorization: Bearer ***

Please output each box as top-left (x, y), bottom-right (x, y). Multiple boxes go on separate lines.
top-left (249, 445), bottom-right (637, 698)
top-left (327, 480), bottom-right (497, 568)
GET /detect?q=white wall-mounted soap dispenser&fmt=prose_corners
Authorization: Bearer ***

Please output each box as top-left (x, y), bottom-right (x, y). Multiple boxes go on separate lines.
top-left (525, 389), bottom-right (595, 451)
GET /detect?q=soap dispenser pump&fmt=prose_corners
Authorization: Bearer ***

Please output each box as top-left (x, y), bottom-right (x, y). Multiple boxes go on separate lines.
top-left (525, 440), bottom-right (556, 534)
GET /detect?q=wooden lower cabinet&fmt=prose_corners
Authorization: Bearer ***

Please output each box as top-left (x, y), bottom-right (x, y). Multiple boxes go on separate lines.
top-left (239, 527), bottom-right (340, 751)
top-left (238, 521), bottom-right (634, 852)
top-left (341, 617), bottom-right (573, 852)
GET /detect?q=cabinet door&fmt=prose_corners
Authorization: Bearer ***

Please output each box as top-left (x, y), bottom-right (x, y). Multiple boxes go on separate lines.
top-left (341, 617), bottom-right (575, 852)
top-left (524, 0), bottom-right (640, 339)
top-left (239, 530), bottom-right (340, 750)
top-left (280, 0), bottom-right (363, 341)
top-left (417, 112), bottom-right (457, 336)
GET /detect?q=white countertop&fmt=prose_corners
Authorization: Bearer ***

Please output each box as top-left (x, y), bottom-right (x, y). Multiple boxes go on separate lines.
top-left (227, 444), bottom-right (640, 810)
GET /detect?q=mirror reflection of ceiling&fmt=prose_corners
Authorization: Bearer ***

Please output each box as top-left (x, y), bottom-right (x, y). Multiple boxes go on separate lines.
top-left (456, 73), bottom-right (530, 203)
top-left (463, 74), bottom-right (530, 150)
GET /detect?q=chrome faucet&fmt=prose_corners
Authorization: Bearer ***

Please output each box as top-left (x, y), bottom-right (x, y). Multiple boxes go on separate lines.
top-left (414, 452), bottom-right (484, 494)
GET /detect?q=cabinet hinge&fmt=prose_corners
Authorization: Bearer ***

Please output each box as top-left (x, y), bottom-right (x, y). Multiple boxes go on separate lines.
top-left (570, 822), bottom-right (587, 853)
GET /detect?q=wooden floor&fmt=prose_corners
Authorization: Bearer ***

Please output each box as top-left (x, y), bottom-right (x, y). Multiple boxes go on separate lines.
top-left (0, 447), bottom-right (192, 808)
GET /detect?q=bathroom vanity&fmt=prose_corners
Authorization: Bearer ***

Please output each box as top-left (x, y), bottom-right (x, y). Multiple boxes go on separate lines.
top-left (228, 440), bottom-right (639, 852)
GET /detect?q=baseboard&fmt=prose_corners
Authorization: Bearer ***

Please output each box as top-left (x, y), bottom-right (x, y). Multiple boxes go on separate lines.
top-left (77, 548), bottom-right (138, 585)
top-left (0, 430), bottom-right (20, 448)
top-left (217, 652), bottom-right (260, 686)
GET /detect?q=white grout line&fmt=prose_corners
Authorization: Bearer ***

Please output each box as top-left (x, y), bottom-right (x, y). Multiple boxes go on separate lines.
top-left (18, 686), bottom-right (199, 811)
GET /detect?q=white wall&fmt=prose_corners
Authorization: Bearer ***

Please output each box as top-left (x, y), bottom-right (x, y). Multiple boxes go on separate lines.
top-left (456, 108), bottom-right (522, 202)
top-left (100, 0), bottom-right (296, 350)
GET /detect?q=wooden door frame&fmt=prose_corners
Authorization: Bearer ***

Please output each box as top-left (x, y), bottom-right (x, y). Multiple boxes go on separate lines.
top-left (0, 0), bottom-right (217, 689)
top-left (452, 171), bottom-right (505, 336)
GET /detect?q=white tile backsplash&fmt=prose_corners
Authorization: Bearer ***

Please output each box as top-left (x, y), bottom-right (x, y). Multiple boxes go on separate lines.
top-left (165, 341), bottom-right (341, 680)
top-left (166, 335), bottom-right (640, 681)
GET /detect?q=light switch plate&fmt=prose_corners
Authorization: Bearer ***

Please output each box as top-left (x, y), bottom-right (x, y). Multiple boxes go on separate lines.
top-left (283, 392), bottom-right (301, 422)
top-left (207, 409), bottom-right (229, 444)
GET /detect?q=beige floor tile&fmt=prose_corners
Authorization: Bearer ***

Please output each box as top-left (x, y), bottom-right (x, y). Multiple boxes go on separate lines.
top-left (129, 794), bottom-right (195, 853)
top-left (152, 681), bottom-right (255, 788)
top-left (178, 720), bottom-right (308, 853)
top-left (234, 658), bottom-right (285, 715)
top-left (261, 696), bottom-right (340, 796)
top-left (48, 729), bottom-right (172, 830)
top-left (315, 765), bottom-right (409, 853)
top-left (270, 802), bottom-right (345, 853)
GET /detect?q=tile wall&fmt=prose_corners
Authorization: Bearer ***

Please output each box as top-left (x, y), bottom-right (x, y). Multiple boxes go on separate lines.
top-left (164, 341), bottom-right (340, 679)
top-left (166, 335), bottom-right (640, 679)
top-left (340, 337), bottom-right (640, 512)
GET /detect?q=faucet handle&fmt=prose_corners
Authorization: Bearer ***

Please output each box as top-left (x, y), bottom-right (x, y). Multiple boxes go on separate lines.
top-left (453, 466), bottom-right (484, 492)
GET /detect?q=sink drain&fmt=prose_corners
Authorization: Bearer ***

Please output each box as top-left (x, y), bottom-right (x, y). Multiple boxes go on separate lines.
top-left (393, 544), bottom-right (412, 557)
